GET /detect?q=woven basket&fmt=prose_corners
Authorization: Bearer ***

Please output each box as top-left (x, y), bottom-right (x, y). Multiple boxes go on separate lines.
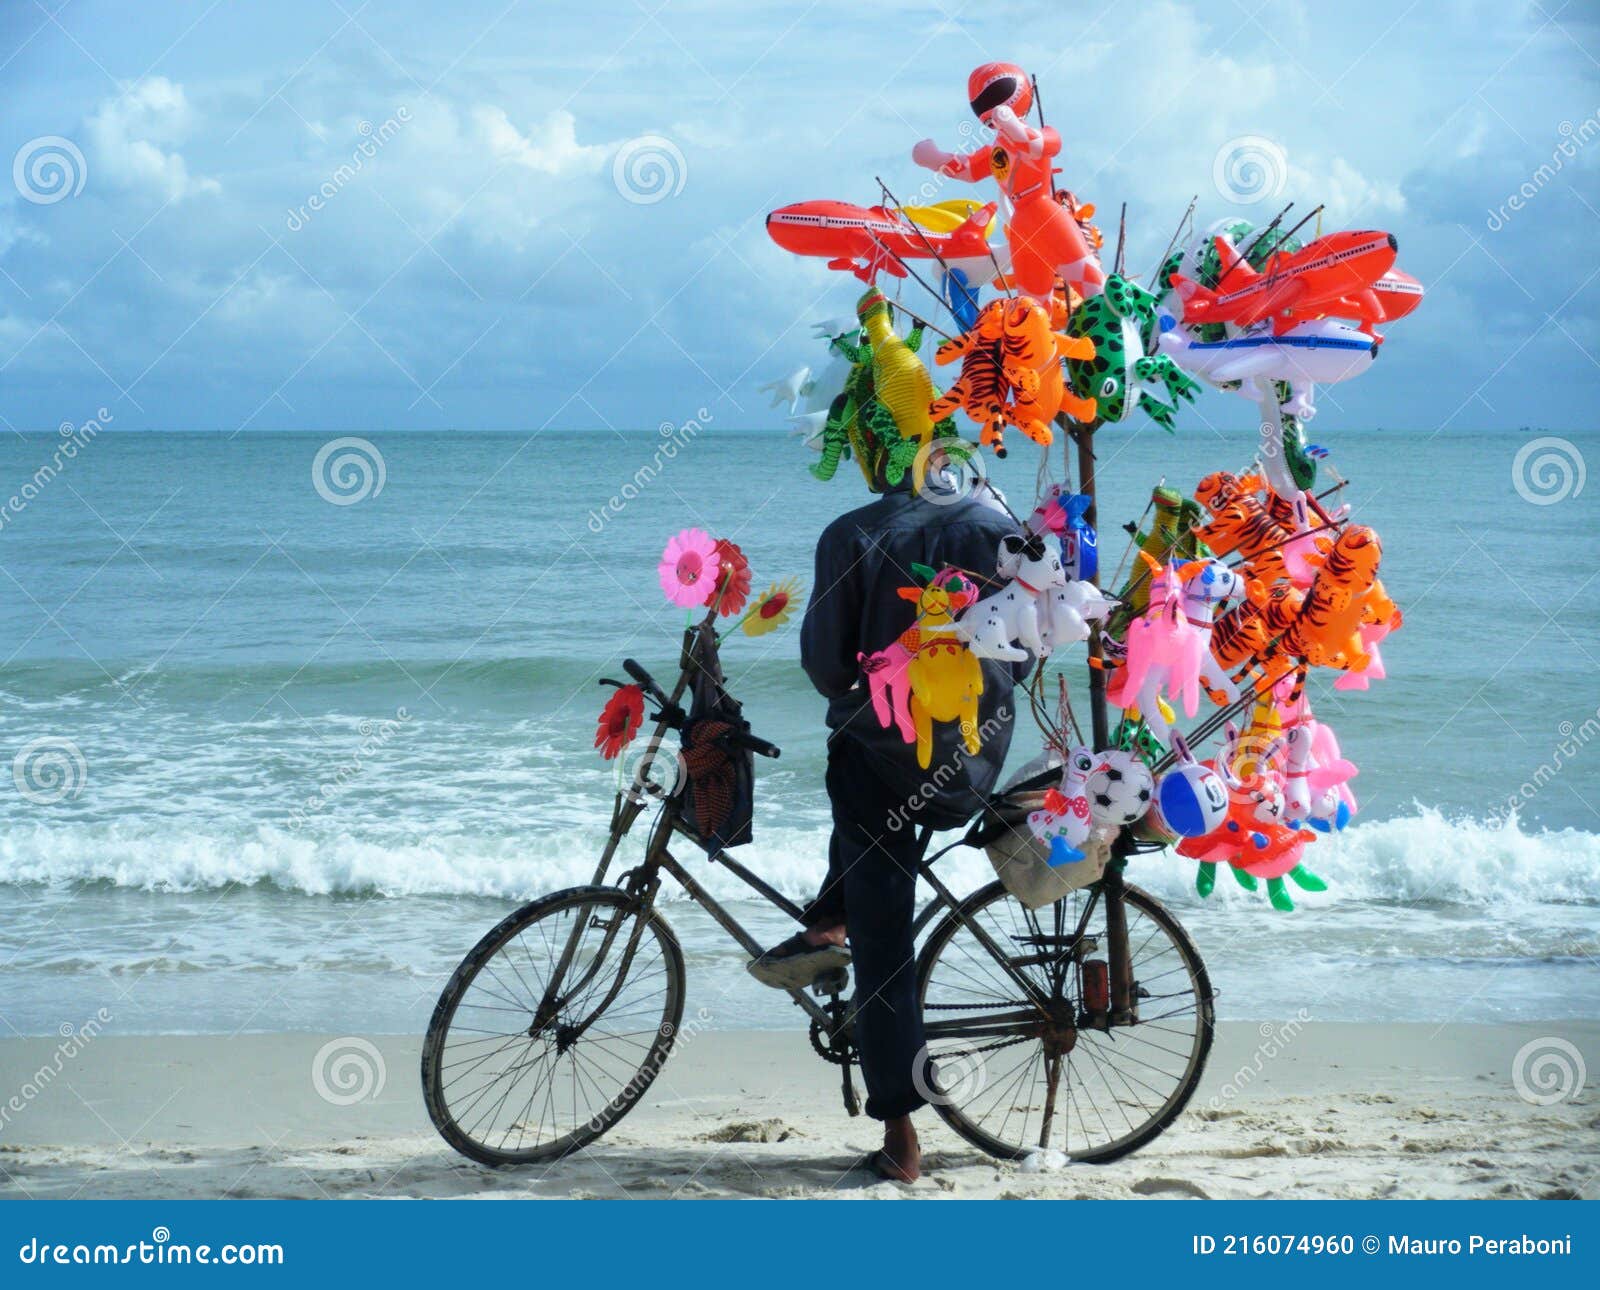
top-left (982, 789), bottom-right (1111, 910)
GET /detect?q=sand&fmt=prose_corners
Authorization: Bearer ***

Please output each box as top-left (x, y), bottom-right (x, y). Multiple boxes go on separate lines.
top-left (0, 1022), bottom-right (1595, 1200)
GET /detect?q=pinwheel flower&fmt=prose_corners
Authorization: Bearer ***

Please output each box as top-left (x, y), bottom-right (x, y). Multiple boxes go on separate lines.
top-left (706, 538), bottom-right (752, 618)
top-left (658, 528), bottom-right (719, 608)
top-left (742, 579), bottom-right (804, 637)
top-left (595, 684), bottom-right (645, 760)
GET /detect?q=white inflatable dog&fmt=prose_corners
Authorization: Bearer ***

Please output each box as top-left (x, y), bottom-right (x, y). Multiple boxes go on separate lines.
top-left (1040, 580), bottom-right (1118, 650)
top-left (957, 534), bottom-right (1064, 662)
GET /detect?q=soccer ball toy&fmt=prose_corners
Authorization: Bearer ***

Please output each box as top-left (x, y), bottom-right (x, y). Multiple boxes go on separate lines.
top-left (1085, 750), bottom-right (1154, 828)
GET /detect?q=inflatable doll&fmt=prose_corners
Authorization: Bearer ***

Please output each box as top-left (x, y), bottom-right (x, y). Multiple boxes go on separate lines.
top-left (911, 63), bottom-right (1105, 302)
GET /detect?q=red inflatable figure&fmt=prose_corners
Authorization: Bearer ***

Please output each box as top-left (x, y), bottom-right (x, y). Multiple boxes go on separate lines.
top-left (912, 64), bottom-right (1105, 303)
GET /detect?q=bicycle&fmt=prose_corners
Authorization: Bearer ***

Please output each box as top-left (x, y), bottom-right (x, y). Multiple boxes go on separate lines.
top-left (422, 617), bottom-right (1215, 1168)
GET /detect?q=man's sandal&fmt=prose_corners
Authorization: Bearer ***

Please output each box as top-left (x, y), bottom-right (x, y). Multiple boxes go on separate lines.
top-left (746, 933), bottom-right (850, 990)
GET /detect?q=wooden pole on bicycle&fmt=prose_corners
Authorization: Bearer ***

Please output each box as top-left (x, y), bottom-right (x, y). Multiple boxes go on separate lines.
top-left (1066, 414), bottom-right (1134, 1018)
top-left (1070, 418), bottom-right (1111, 753)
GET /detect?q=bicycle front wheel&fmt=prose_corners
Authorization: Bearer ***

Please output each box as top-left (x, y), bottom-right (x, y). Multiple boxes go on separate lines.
top-left (422, 885), bottom-right (686, 1166)
top-left (916, 879), bottom-right (1213, 1163)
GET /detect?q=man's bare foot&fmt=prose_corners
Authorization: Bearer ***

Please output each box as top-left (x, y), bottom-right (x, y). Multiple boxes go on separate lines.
top-left (803, 923), bottom-right (846, 947)
top-left (870, 1116), bottom-right (920, 1182)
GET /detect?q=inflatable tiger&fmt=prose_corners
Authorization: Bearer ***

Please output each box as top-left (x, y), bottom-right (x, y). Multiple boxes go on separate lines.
top-left (1193, 471), bottom-right (1291, 584)
top-left (930, 298), bottom-right (1094, 457)
top-left (1268, 525), bottom-right (1383, 671)
top-left (930, 304), bottom-right (1007, 454)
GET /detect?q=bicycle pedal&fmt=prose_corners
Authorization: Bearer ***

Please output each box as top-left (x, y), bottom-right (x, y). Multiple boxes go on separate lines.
top-left (812, 967), bottom-right (849, 996)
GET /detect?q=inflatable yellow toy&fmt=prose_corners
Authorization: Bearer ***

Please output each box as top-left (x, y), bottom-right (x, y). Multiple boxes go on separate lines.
top-left (851, 287), bottom-right (940, 448)
top-left (896, 566), bottom-right (985, 769)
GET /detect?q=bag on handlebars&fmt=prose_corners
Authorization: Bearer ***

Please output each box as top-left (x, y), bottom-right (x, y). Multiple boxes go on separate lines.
top-left (678, 624), bottom-right (755, 853)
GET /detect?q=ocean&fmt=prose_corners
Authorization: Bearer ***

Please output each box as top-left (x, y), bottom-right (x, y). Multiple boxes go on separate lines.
top-left (1, 427), bottom-right (1596, 1035)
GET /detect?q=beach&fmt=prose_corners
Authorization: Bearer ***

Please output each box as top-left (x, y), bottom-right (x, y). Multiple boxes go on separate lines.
top-left (1, 1022), bottom-right (1595, 1200)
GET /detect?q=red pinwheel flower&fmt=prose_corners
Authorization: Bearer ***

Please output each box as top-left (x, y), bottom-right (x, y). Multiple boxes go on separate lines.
top-left (595, 685), bottom-right (645, 760)
top-left (705, 538), bottom-right (752, 618)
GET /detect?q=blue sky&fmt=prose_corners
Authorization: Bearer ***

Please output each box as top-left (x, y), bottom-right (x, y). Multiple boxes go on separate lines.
top-left (2, 0), bottom-right (1597, 433)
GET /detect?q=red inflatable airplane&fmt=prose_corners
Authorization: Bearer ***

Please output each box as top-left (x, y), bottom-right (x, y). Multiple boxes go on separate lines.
top-left (1169, 230), bottom-right (1400, 336)
top-left (765, 199), bottom-right (997, 284)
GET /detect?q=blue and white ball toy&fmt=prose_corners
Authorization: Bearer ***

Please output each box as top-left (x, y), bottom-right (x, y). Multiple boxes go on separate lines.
top-left (1152, 761), bottom-right (1229, 838)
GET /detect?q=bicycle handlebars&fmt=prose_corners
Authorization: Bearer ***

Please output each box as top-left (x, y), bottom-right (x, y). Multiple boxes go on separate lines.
top-left (622, 658), bottom-right (668, 703)
top-left (612, 658), bottom-right (780, 759)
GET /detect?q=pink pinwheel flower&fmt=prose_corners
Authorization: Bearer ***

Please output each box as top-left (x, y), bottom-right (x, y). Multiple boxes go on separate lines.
top-left (658, 528), bottom-right (720, 608)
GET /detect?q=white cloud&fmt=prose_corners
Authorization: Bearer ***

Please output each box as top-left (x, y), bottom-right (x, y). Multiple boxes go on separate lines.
top-left (472, 106), bottom-right (607, 176)
top-left (1292, 156), bottom-right (1408, 224)
top-left (85, 77), bottom-right (220, 202)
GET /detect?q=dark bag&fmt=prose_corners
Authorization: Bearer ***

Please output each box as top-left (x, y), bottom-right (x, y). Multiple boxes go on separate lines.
top-left (677, 623), bottom-right (754, 852)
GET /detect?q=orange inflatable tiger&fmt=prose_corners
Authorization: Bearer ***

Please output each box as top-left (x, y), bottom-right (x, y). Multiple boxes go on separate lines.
top-left (931, 297), bottom-right (1094, 456)
top-left (1261, 525), bottom-right (1384, 672)
top-left (1193, 470), bottom-right (1291, 585)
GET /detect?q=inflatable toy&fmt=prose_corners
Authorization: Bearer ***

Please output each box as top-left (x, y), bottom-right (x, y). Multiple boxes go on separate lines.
top-left (859, 634), bottom-right (916, 744)
top-left (1192, 471), bottom-right (1291, 583)
top-left (897, 566), bottom-right (986, 768)
top-left (1167, 229), bottom-right (1398, 337)
top-left (1027, 485), bottom-right (1098, 582)
top-left (1180, 728), bottom-right (1326, 911)
top-left (1085, 749), bottom-right (1155, 828)
top-left (765, 198), bottom-right (997, 285)
top-left (1210, 581), bottom-right (1302, 675)
top-left (1039, 578), bottom-right (1117, 650)
top-left (996, 296), bottom-right (1096, 440)
top-left (1151, 736), bottom-right (1230, 838)
top-left (1064, 275), bottom-right (1200, 430)
top-left (810, 292), bottom-right (965, 486)
top-left (942, 266), bottom-right (980, 331)
top-left (758, 366), bottom-right (812, 413)
top-left (956, 532), bottom-right (1064, 662)
top-left (911, 63), bottom-right (1105, 301)
top-left (1028, 746), bottom-right (1097, 866)
top-left (931, 296), bottom-right (1094, 456)
top-left (1108, 556), bottom-right (1244, 742)
top-left (1333, 580), bottom-right (1401, 690)
top-left (1269, 524), bottom-right (1385, 672)
top-left (1158, 315), bottom-right (1380, 489)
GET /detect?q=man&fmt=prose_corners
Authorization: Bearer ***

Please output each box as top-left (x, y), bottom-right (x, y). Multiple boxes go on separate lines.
top-left (749, 432), bottom-right (1026, 1183)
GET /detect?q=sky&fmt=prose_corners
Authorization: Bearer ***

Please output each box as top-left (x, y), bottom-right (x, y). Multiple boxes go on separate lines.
top-left (1, 0), bottom-right (1598, 434)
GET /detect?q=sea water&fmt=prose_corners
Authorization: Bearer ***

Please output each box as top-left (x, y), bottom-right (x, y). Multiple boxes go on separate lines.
top-left (0, 428), bottom-right (1595, 1033)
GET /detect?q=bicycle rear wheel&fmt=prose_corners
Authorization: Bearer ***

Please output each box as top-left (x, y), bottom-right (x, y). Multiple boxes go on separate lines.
top-left (422, 885), bottom-right (685, 1165)
top-left (916, 879), bottom-right (1212, 1163)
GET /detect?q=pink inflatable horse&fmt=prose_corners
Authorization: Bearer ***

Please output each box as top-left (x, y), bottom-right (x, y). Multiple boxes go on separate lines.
top-left (1109, 556), bottom-right (1244, 742)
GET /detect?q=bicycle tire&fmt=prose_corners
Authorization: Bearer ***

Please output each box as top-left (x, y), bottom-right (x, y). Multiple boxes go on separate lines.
top-left (421, 885), bottom-right (686, 1166)
top-left (916, 879), bottom-right (1213, 1163)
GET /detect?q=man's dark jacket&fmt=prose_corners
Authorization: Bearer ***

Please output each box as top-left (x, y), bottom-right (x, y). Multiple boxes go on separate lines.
top-left (799, 485), bottom-right (1027, 828)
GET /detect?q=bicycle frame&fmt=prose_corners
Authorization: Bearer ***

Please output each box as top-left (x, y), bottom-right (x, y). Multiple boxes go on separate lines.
top-left (536, 619), bottom-right (1143, 1048)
